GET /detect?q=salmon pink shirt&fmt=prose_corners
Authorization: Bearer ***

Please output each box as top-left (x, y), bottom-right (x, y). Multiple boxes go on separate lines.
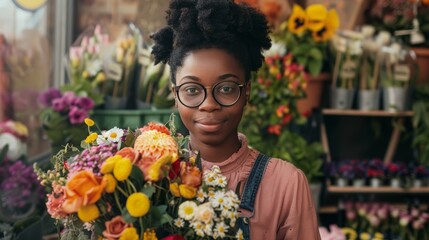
top-left (200, 134), bottom-right (321, 240)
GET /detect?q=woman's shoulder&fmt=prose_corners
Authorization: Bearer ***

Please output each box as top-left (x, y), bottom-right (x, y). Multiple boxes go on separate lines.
top-left (264, 156), bottom-right (308, 182)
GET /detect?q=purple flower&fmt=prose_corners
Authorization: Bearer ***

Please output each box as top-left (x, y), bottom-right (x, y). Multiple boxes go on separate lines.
top-left (62, 91), bottom-right (76, 105)
top-left (71, 96), bottom-right (94, 111)
top-left (52, 97), bottom-right (69, 112)
top-left (38, 88), bottom-right (62, 107)
top-left (68, 106), bottom-right (88, 124)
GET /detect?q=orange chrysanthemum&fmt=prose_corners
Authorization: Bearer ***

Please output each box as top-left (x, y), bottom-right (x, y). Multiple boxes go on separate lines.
top-left (133, 129), bottom-right (178, 181)
top-left (140, 122), bottom-right (170, 135)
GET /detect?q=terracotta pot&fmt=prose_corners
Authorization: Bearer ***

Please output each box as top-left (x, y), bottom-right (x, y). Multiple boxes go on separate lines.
top-left (296, 73), bottom-right (331, 115)
top-left (412, 47), bottom-right (429, 86)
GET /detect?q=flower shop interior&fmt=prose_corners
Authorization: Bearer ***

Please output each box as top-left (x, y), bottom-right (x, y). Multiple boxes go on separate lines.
top-left (1, 0), bottom-right (429, 239)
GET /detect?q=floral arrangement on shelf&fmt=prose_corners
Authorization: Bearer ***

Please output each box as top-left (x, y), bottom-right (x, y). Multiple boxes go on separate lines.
top-left (67, 23), bottom-right (143, 109)
top-left (273, 4), bottom-right (340, 76)
top-left (39, 88), bottom-right (95, 152)
top-left (240, 51), bottom-right (324, 183)
top-left (34, 118), bottom-right (243, 240)
top-left (367, 159), bottom-right (385, 179)
top-left (411, 164), bottom-right (428, 180)
top-left (385, 162), bottom-right (408, 179)
top-left (343, 201), bottom-right (429, 239)
top-left (0, 121), bottom-right (45, 239)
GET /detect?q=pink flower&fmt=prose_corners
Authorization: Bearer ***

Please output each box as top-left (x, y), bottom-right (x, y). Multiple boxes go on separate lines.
top-left (52, 98), bottom-right (69, 112)
top-left (102, 216), bottom-right (130, 240)
top-left (71, 96), bottom-right (94, 111)
top-left (68, 106), bottom-right (88, 124)
top-left (46, 183), bottom-right (67, 219)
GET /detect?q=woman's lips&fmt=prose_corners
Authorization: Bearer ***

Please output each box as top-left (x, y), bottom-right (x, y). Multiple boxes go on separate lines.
top-left (195, 120), bottom-right (223, 132)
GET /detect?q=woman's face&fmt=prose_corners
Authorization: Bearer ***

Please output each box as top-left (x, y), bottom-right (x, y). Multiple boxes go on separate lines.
top-left (175, 48), bottom-right (249, 146)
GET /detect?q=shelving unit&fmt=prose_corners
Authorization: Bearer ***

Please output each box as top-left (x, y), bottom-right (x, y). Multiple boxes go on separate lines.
top-left (327, 185), bottom-right (429, 194)
top-left (322, 109), bottom-right (413, 117)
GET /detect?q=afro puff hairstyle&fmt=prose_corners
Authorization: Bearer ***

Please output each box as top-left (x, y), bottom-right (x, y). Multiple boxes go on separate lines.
top-left (151, 0), bottom-right (272, 84)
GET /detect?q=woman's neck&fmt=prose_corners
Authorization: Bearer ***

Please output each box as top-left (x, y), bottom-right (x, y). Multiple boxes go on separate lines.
top-left (189, 133), bottom-right (241, 163)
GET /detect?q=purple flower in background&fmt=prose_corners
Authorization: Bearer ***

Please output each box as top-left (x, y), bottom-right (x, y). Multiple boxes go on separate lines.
top-left (52, 97), bottom-right (69, 112)
top-left (68, 106), bottom-right (88, 124)
top-left (62, 91), bottom-right (76, 105)
top-left (38, 88), bottom-right (62, 107)
top-left (71, 96), bottom-right (94, 111)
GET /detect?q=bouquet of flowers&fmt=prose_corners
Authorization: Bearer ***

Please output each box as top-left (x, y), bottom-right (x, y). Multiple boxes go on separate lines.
top-left (367, 159), bottom-right (385, 179)
top-left (39, 88), bottom-right (95, 152)
top-left (34, 117), bottom-right (243, 239)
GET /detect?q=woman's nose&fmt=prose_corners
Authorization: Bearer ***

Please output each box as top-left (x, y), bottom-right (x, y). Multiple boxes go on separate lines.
top-left (198, 91), bottom-right (221, 112)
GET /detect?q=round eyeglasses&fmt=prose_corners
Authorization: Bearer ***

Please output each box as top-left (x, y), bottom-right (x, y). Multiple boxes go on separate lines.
top-left (174, 81), bottom-right (246, 108)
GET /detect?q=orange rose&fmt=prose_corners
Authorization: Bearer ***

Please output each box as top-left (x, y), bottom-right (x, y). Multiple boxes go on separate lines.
top-left (102, 216), bottom-right (130, 240)
top-left (62, 170), bottom-right (106, 213)
top-left (180, 162), bottom-right (202, 188)
top-left (116, 147), bottom-right (140, 164)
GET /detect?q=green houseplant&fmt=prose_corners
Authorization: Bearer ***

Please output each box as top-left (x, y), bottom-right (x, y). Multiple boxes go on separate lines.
top-left (412, 84), bottom-right (429, 166)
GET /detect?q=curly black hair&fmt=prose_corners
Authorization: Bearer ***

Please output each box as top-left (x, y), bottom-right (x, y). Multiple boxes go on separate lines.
top-left (151, 0), bottom-right (271, 84)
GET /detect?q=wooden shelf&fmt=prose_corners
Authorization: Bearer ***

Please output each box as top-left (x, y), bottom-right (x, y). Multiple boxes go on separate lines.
top-left (319, 203), bottom-right (428, 214)
top-left (322, 109), bottom-right (413, 117)
top-left (327, 185), bottom-right (429, 193)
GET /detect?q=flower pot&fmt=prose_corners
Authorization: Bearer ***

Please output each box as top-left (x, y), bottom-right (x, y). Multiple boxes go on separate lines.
top-left (358, 89), bottom-right (380, 110)
top-left (370, 178), bottom-right (382, 187)
top-left (296, 73), bottom-right (330, 115)
top-left (382, 87), bottom-right (407, 112)
top-left (390, 178), bottom-right (401, 188)
top-left (413, 179), bottom-right (423, 188)
top-left (352, 178), bottom-right (365, 187)
top-left (330, 87), bottom-right (355, 109)
top-left (336, 177), bottom-right (348, 187)
top-left (411, 47), bottom-right (429, 86)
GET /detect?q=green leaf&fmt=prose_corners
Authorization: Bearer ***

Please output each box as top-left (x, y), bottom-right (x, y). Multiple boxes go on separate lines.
top-left (308, 48), bottom-right (323, 61)
top-left (122, 209), bottom-right (137, 224)
top-left (142, 185), bottom-right (156, 198)
top-left (0, 145), bottom-right (9, 164)
top-left (307, 59), bottom-right (323, 76)
top-left (129, 165), bottom-right (145, 190)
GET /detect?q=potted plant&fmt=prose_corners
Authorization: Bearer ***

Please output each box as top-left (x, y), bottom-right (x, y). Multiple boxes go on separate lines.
top-left (336, 161), bottom-right (354, 187)
top-left (367, 159), bottom-right (385, 187)
top-left (350, 160), bottom-right (367, 187)
top-left (412, 84), bottom-right (429, 167)
top-left (272, 4), bottom-right (340, 115)
top-left (411, 164), bottom-right (427, 187)
top-left (385, 162), bottom-right (402, 187)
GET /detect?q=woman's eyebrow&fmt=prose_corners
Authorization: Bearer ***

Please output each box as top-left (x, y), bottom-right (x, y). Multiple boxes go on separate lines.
top-left (218, 74), bottom-right (240, 80)
top-left (180, 75), bottom-right (200, 82)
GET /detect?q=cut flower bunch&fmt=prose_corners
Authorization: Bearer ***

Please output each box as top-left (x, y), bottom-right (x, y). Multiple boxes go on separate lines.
top-left (34, 117), bottom-right (243, 240)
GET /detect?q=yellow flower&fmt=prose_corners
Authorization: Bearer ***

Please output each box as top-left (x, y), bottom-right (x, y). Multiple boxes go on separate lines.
top-left (103, 174), bottom-right (117, 193)
top-left (126, 193), bottom-right (150, 217)
top-left (100, 155), bottom-right (121, 174)
top-left (85, 133), bottom-right (98, 144)
top-left (312, 9), bottom-right (339, 42)
top-left (179, 184), bottom-right (197, 199)
top-left (306, 4), bottom-right (327, 31)
top-left (82, 70), bottom-right (90, 79)
top-left (71, 58), bottom-right (80, 68)
top-left (147, 155), bottom-right (172, 181)
top-left (169, 182), bottom-right (181, 197)
top-left (287, 4), bottom-right (307, 34)
top-left (119, 227), bottom-right (139, 240)
top-left (341, 228), bottom-right (357, 240)
top-left (178, 201), bottom-right (197, 220)
top-left (84, 118), bottom-right (95, 127)
top-left (77, 204), bottom-right (100, 222)
top-left (95, 72), bottom-right (106, 82)
top-left (113, 157), bottom-right (132, 181)
top-left (143, 229), bottom-right (158, 240)
top-left (359, 232), bottom-right (371, 240)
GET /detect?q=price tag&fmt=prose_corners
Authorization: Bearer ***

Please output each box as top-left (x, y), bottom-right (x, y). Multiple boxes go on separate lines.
top-left (104, 61), bottom-right (123, 82)
top-left (340, 60), bottom-right (357, 79)
top-left (394, 64), bottom-right (410, 82)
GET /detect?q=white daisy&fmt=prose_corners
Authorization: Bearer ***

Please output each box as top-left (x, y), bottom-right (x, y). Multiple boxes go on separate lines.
top-left (204, 172), bottom-right (217, 186)
top-left (174, 218), bottom-right (185, 228)
top-left (204, 223), bottom-right (213, 236)
top-left (190, 221), bottom-right (205, 237)
top-left (105, 127), bottom-right (124, 142)
top-left (96, 131), bottom-right (108, 145)
top-left (178, 201), bottom-right (197, 220)
top-left (196, 189), bottom-right (206, 202)
top-left (211, 191), bottom-right (227, 209)
top-left (214, 222), bottom-right (229, 238)
top-left (211, 165), bottom-right (221, 174)
top-left (215, 175), bottom-right (227, 187)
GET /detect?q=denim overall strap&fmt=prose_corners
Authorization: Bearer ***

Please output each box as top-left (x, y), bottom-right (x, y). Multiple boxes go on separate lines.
top-left (237, 153), bottom-right (270, 240)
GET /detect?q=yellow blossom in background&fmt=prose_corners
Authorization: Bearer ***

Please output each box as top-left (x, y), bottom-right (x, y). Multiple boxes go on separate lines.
top-left (113, 157), bottom-right (132, 181)
top-left (82, 70), bottom-right (90, 79)
top-left (77, 204), bottom-right (100, 222)
top-left (100, 155), bottom-right (121, 174)
top-left (103, 174), bottom-right (117, 193)
top-left (119, 227), bottom-right (139, 240)
top-left (126, 193), bottom-right (150, 217)
top-left (95, 72), bottom-right (106, 82)
top-left (306, 4), bottom-right (327, 31)
top-left (84, 118), bottom-right (95, 127)
top-left (287, 4), bottom-right (307, 34)
top-left (179, 184), bottom-right (197, 199)
top-left (312, 9), bottom-right (339, 42)
top-left (71, 58), bottom-right (80, 68)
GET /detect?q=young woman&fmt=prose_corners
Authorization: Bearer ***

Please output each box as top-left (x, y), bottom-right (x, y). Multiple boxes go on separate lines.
top-left (151, 0), bottom-right (321, 239)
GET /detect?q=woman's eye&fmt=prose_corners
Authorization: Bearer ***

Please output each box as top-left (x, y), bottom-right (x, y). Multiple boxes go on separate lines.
top-left (218, 85), bottom-right (236, 94)
top-left (184, 87), bottom-right (200, 94)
